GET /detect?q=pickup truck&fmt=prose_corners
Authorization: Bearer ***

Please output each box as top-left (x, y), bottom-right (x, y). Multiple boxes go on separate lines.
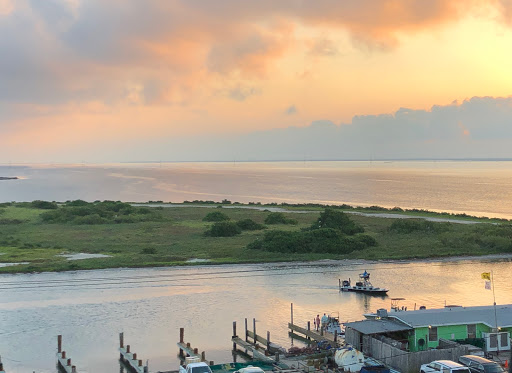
top-left (180, 362), bottom-right (213, 373)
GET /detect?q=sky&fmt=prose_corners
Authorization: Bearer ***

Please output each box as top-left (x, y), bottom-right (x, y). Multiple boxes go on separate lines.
top-left (1, 0), bottom-right (512, 162)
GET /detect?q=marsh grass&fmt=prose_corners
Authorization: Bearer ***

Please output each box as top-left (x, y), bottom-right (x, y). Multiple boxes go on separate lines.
top-left (0, 204), bottom-right (510, 273)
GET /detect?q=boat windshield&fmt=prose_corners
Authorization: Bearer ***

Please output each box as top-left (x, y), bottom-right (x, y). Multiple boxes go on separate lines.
top-left (191, 367), bottom-right (213, 373)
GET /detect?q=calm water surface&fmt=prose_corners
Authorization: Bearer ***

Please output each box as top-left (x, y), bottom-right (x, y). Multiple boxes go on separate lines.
top-left (1, 258), bottom-right (511, 373)
top-left (1, 161), bottom-right (512, 218)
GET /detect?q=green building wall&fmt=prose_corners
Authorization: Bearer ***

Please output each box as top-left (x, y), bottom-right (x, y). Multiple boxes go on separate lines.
top-left (409, 324), bottom-right (494, 351)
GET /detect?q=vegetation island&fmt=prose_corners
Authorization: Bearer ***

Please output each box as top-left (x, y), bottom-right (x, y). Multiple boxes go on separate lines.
top-left (0, 199), bottom-right (511, 273)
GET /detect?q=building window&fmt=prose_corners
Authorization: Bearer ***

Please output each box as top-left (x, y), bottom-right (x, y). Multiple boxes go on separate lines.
top-left (467, 324), bottom-right (476, 339)
top-left (500, 333), bottom-right (508, 347)
top-left (429, 326), bottom-right (438, 341)
top-left (490, 333), bottom-right (498, 348)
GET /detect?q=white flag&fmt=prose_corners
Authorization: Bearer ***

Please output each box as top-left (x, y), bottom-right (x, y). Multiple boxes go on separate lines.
top-left (485, 281), bottom-right (491, 290)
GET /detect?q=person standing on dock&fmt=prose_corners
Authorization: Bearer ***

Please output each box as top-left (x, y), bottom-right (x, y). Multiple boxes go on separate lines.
top-left (315, 314), bottom-right (320, 331)
top-left (321, 313), bottom-right (328, 330)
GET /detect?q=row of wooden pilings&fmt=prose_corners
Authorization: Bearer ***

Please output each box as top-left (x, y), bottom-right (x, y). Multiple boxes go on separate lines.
top-left (231, 318), bottom-right (281, 364)
top-left (119, 332), bottom-right (149, 373)
top-left (289, 303), bottom-right (341, 344)
top-left (57, 335), bottom-right (77, 373)
top-left (177, 327), bottom-right (214, 365)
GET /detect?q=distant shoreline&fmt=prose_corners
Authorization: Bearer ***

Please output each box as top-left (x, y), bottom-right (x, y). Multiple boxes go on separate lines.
top-left (0, 176), bottom-right (18, 180)
top-left (3, 158), bottom-right (512, 166)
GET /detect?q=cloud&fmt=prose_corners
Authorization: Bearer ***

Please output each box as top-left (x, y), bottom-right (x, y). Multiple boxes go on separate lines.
top-left (136, 96), bottom-right (512, 162)
top-left (0, 0), bottom-right (501, 109)
top-left (226, 85), bottom-right (261, 102)
top-left (0, 0), bottom-right (14, 15)
top-left (308, 37), bottom-right (339, 56)
top-left (285, 105), bottom-right (297, 115)
top-left (4, 95), bottom-right (511, 163)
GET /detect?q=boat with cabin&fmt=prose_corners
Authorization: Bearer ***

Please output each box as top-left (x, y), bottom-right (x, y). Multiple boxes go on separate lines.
top-left (339, 271), bottom-right (388, 295)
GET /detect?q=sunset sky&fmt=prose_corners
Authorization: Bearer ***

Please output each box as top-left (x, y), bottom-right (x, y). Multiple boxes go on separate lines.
top-left (1, 0), bottom-right (512, 162)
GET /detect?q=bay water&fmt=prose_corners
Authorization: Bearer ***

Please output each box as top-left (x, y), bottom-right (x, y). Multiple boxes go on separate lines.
top-left (1, 161), bottom-right (512, 218)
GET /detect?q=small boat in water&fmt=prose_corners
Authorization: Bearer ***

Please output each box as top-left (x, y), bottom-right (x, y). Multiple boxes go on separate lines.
top-left (339, 271), bottom-right (388, 295)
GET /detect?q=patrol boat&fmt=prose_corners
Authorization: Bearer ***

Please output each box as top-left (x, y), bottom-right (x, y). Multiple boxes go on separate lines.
top-left (339, 270), bottom-right (388, 295)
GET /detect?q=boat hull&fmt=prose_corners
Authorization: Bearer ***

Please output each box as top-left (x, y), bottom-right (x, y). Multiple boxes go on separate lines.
top-left (340, 286), bottom-right (388, 295)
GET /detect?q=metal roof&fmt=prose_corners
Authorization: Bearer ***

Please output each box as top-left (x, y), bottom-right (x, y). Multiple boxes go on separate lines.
top-left (372, 304), bottom-right (512, 329)
top-left (345, 319), bottom-right (413, 334)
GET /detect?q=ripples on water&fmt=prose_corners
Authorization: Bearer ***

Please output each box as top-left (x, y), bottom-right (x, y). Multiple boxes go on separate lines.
top-left (1, 161), bottom-right (512, 218)
top-left (0, 258), bottom-right (511, 373)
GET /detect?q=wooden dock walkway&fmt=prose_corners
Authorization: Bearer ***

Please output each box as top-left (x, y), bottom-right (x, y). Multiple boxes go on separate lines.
top-left (231, 337), bottom-right (276, 363)
top-left (56, 335), bottom-right (77, 373)
top-left (118, 333), bottom-right (148, 373)
top-left (287, 323), bottom-right (339, 343)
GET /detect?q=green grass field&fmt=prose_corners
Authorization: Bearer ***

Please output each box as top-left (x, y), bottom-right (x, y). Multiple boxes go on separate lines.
top-left (0, 202), bottom-right (510, 273)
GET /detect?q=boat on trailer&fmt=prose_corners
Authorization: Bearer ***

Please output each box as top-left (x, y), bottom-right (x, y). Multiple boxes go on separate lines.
top-left (339, 271), bottom-right (388, 295)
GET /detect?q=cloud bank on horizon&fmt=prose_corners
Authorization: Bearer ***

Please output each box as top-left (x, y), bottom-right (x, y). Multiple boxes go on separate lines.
top-left (1, 0), bottom-right (512, 162)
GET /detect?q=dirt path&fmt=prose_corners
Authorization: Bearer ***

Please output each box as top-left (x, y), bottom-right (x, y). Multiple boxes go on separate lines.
top-left (134, 203), bottom-right (489, 225)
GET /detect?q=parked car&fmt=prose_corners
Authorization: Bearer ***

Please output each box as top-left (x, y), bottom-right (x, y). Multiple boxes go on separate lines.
top-left (458, 355), bottom-right (505, 373)
top-left (420, 360), bottom-right (471, 373)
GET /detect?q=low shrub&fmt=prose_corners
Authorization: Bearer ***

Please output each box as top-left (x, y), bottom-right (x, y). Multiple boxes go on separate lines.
top-left (236, 219), bottom-right (265, 231)
top-left (205, 221), bottom-right (242, 237)
top-left (203, 211), bottom-right (230, 222)
top-left (264, 212), bottom-right (298, 225)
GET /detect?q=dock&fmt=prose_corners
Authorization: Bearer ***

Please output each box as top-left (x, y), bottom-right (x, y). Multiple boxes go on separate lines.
top-left (119, 332), bottom-right (149, 373)
top-left (231, 320), bottom-right (280, 364)
top-left (177, 327), bottom-right (212, 365)
top-left (57, 335), bottom-right (78, 373)
top-left (288, 303), bottom-right (343, 346)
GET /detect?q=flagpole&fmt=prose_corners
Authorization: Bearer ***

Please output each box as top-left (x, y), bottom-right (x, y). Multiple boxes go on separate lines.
top-left (492, 270), bottom-right (498, 330)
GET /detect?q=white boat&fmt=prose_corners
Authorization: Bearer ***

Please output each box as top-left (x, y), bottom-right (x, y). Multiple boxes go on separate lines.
top-left (339, 271), bottom-right (388, 295)
top-left (325, 312), bottom-right (345, 336)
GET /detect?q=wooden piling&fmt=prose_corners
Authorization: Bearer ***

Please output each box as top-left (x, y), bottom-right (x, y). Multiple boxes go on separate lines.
top-left (334, 330), bottom-right (338, 342)
top-left (232, 321), bottom-right (237, 351)
top-left (119, 333), bottom-right (146, 373)
top-left (62, 351), bottom-right (66, 359)
top-left (177, 328), bottom-right (203, 361)
top-left (245, 318), bottom-right (248, 342)
top-left (290, 303), bottom-right (294, 327)
top-left (201, 351), bottom-right (206, 362)
top-left (253, 318), bottom-right (257, 344)
top-left (266, 331), bottom-right (270, 351)
top-left (58, 335), bottom-right (62, 353)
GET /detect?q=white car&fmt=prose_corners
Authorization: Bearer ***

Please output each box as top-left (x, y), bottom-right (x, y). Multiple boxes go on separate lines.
top-left (180, 362), bottom-right (213, 373)
top-left (420, 360), bottom-right (471, 373)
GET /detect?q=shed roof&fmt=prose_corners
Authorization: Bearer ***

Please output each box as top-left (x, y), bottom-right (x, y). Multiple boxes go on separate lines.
top-left (345, 319), bottom-right (412, 335)
top-left (368, 304), bottom-right (512, 329)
